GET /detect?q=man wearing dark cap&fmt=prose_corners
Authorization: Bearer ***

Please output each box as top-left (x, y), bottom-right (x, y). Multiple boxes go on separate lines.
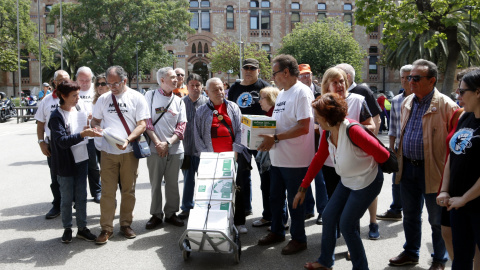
top-left (227, 58), bottom-right (271, 221)
top-left (298, 64), bottom-right (321, 98)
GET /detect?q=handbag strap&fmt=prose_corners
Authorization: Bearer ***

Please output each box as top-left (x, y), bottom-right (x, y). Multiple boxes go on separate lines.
top-left (346, 122), bottom-right (386, 149)
top-left (151, 90), bottom-right (174, 127)
top-left (206, 101), bottom-right (235, 143)
top-left (112, 94), bottom-right (132, 136)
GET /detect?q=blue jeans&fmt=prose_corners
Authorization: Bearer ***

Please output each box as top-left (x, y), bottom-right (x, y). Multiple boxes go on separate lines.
top-left (87, 139), bottom-right (101, 197)
top-left (318, 167), bottom-right (384, 270)
top-left (450, 207), bottom-right (480, 269)
top-left (400, 161), bottom-right (448, 263)
top-left (181, 155), bottom-right (200, 211)
top-left (270, 166), bottom-right (308, 243)
top-left (260, 169), bottom-right (288, 224)
top-left (389, 172), bottom-right (402, 213)
top-left (314, 168), bottom-right (328, 214)
top-left (57, 160), bottom-right (88, 229)
top-left (47, 155), bottom-right (61, 209)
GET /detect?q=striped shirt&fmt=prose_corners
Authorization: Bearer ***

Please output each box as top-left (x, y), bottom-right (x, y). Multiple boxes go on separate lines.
top-left (402, 89), bottom-right (435, 160)
top-left (182, 95), bottom-right (208, 155)
top-left (388, 91), bottom-right (407, 148)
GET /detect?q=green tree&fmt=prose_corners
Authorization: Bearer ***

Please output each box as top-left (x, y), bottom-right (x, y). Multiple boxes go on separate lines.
top-left (49, 0), bottom-right (194, 83)
top-left (207, 35), bottom-right (271, 80)
top-left (355, 0), bottom-right (480, 93)
top-left (276, 18), bottom-right (367, 82)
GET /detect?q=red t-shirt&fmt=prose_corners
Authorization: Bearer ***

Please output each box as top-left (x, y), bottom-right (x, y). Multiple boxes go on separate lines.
top-left (377, 95), bottom-right (386, 110)
top-left (211, 103), bottom-right (233, 153)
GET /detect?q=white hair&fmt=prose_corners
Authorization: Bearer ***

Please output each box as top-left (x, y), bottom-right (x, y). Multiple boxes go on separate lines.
top-left (76, 66), bottom-right (94, 79)
top-left (400, 64), bottom-right (413, 75)
top-left (206, 77), bottom-right (223, 91)
top-left (54, 70), bottom-right (68, 80)
top-left (335, 63), bottom-right (356, 81)
top-left (156, 67), bottom-right (174, 85)
top-left (174, 68), bottom-right (185, 74)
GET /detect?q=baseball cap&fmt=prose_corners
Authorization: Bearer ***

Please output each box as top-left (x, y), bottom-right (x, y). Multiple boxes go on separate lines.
top-left (243, 58), bottom-right (259, 68)
top-left (43, 82), bottom-right (50, 87)
top-left (299, 64), bottom-right (312, 74)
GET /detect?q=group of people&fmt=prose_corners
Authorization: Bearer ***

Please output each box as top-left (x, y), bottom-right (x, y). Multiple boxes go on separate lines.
top-left (34, 55), bottom-right (479, 270)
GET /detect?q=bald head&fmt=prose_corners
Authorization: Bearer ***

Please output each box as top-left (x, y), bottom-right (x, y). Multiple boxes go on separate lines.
top-left (53, 70), bottom-right (70, 88)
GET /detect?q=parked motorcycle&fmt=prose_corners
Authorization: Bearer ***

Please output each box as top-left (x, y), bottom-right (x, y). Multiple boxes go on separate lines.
top-left (0, 92), bottom-right (17, 123)
top-left (23, 94), bottom-right (37, 122)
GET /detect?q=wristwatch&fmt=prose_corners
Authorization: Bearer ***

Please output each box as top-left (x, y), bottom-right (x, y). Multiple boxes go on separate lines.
top-left (167, 141), bottom-right (172, 148)
top-left (38, 139), bottom-right (45, 144)
top-left (274, 134), bottom-right (279, 143)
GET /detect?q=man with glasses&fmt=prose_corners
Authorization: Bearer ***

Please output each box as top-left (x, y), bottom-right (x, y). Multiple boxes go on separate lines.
top-left (91, 66), bottom-right (150, 244)
top-left (298, 64), bottom-right (321, 98)
top-left (227, 58), bottom-right (271, 224)
top-left (389, 59), bottom-right (458, 270)
top-left (173, 68), bottom-right (188, 97)
top-left (178, 73), bottom-right (208, 220)
top-left (76, 66), bottom-right (102, 204)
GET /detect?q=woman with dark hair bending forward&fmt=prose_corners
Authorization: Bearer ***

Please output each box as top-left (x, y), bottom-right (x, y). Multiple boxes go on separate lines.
top-left (293, 93), bottom-right (391, 270)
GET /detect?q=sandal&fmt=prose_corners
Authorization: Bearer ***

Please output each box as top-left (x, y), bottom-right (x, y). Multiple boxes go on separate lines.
top-left (304, 262), bottom-right (332, 270)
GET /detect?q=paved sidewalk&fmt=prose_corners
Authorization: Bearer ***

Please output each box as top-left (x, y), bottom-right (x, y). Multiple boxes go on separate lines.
top-left (0, 119), bottom-right (451, 269)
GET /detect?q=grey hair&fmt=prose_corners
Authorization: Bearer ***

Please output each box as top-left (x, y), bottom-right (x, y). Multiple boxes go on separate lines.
top-left (106, 66), bottom-right (128, 80)
top-left (76, 66), bottom-right (93, 79)
top-left (54, 70), bottom-right (68, 80)
top-left (412, 59), bottom-right (438, 83)
top-left (400, 64), bottom-right (413, 74)
top-left (335, 63), bottom-right (356, 81)
top-left (156, 67), bottom-right (174, 85)
top-left (174, 67), bottom-right (185, 74)
top-left (206, 77), bottom-right (223, 91)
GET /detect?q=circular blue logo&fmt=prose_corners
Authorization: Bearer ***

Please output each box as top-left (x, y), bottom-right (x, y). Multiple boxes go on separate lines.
top-left (237, 92), bottom-right (253, 108)
top-left (449, 128), bottom-right (474, 155)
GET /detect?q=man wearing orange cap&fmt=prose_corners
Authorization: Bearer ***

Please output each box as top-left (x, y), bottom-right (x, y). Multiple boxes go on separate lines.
top-left (298, 64), bottom-right (321, 98)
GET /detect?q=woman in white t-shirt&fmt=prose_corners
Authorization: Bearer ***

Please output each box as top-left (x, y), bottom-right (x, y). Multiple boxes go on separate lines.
top-left (48, 80), bottom-right (101, 244)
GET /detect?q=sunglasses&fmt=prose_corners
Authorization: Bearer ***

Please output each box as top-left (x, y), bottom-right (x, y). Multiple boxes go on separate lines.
top-left (95, 82), bottom-right (107, 87)
top-left (243, 66), bottom-right (258, 71)
top-left (176, 74), bottom-right (185, 77)
top-left (458, 88), bottom-right (476, 96)
top-left (407, 75), bottom-right (433, 82)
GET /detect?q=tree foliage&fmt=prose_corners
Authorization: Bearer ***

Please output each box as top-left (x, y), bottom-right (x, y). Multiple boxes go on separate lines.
top-left (276, 18), bottom-right (367, 82)
top-left (207, 35), bottom-right (271, 80)
top-left (49, 0), bottom-right (194, 81)
top-left (355, 0), bottom-right (480, 93)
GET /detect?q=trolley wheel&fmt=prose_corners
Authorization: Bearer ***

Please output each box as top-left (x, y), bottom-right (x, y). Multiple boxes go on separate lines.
top-left (234, 234), bottom-right (241, 263)
top-left (182, 239), bottom-right (191, 261)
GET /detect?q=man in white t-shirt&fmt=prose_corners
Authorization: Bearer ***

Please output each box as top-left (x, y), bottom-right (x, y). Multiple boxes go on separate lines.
top-left (35, 70), bottom-right (70, 219)
top-left (91, 66), bottom-right (150, 244)
top-left (257, 54), bottom-right (315, 255)
top-left (76, 66), bottom-right (101, 203)
top-left (144, 67), bottom-right (187, 229)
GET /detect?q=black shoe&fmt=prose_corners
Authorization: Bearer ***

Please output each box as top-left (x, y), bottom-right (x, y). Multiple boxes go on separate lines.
top-left (316, 215), bottom-right (323, 225)
top-left (245, 210), bottom-right (253, 216)
top-left (62, 228), bottom-right (72, 243)
top-left (376, 210), bottom-right (402, 221)
top-left (46, 207), bottom-right (60, 219)
top-left (93, 193), bottom-right (101, 204)
top-left (305, 213), bottom-right (315, 220)
top-left (178, 210), bottom-right (190, 220)
top-left (76, 227), bottom-right (97, 242)
top-left (165, 214), bottom-right (185, 227)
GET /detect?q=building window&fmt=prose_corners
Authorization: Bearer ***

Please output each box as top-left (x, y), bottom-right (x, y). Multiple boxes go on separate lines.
top-left (190, 1), bottom-right (199, 8)
top-left (201, 11), bottom-right (210, 31)
top-left (291, 2), bottom-right (300, 9)
top-left (262, 44), bottom-right (271, 52)
top-left (21, 60), bottom-right (29, 78)
top-left (204, 43), bottom-right (209, 54)
top-left (344, 3), bottom-right (352, 11)
top-left (198, 42), bottom-right (203, 53)
top-left (344, 13), bottom-right (353, 27)
top-left (226, 6), bottom-right (234, 29)
top-left (45, 5), bottom-right (52, 12)
top-left (46, 22), bottom-right (55, 34)
top-left (200, 1), bottom-right (210, 7)
top-left (261, 10), bottom-right (270, 29)
top-left (318, 3), bottom-right (326, 10)
top-left (261, 1), bottom-right (270, 8)
top-left (317, 13), bottom-right (326, 21)
top-left (370, 86), bottom-right (378, 93)
top-left (192, 43), bottom-right (196, 54)
top-left (369, 56), bottom-right (378, 74)
top-left (291, 12), bottom-right (300, 29)
top-left (190, 11), bottom-right (199, 29)
top-left (250, 10), bottom-right (259, 30)
top-left (369, 46), bottom-right (378, 54)
top-left (250, 1), bottom-right (259, 8)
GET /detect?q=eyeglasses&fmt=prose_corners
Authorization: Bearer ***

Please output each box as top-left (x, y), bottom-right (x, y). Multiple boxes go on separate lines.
top-left (458, 88), bottom-right (475, 96)
top-left (407, 75), bottom-right (433, 82)
top-left (96, 82), bottom-right (107, 87)
top-left (106, 81), bottom-right (123, 88)
top-left (243, 66), bottom-right (258, 71)
top-left (299, 74), bottom-right (311, 79)
top-left (176, 74), bottom-right (185, 77)
top-left (272, 69), bottom-right (283, 77)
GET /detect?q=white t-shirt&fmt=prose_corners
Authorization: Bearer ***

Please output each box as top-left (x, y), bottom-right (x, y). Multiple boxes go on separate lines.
top-left (145, 90), bottom-right (187, 155)
top-left (59, 108), bottom-right (89, 163)
top-left (34, 93), bottom-right (60, 138)
top-left (92, 88), bottom-right (150, 155)
top-left (79, 84), bottom-right (94, 114)
top-left (270, 81), bottom-right (315, 168)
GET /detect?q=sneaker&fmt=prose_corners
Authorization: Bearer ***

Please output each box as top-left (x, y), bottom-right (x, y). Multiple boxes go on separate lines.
top-left (61, 228), bottom-right (72, 243)
top-left (368, 223), bottom-right (380, 240)
top-left (252, 219), bottom-right (271, 227)
top-left (76, 227), bottom-right (96, 242)
top-left (96, 230), bottom-right (114, 245)
top-left (237, 225), bottom-right (248, 234)
top-left (376, 210), bottom-right (402, 221)
top-left (46, 207), bottom-right (60, 219)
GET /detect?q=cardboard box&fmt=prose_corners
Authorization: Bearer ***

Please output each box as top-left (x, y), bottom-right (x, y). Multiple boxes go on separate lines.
top-left (197, 152), bottom-right (236, 179)
top-left (195, 178), bottom-right (234, 201)
top-left (241, 115), bottom-right (276, 149)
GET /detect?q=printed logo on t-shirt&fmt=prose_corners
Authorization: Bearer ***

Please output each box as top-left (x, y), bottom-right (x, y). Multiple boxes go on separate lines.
top-left (108, 103), bottom-right (128, 114)
top-left (80, 95), bottom-right (92, 103)
top-left (273, 101), bottom-right (286, 114)
top-left (450, 127), bottom-right (480, 154)
top-left (236, 92), bottom-right (253, 108)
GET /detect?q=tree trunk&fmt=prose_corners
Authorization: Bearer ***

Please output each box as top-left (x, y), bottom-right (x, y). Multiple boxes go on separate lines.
top-left (441, 27), bottom-right (460, 95)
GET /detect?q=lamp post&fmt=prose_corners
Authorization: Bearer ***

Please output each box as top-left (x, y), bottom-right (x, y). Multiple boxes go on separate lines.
top-left (136, 40), bottom-right (143, 91)
top-left (238, 0), bottom-right (242, 79)
top-left (465, 5), bottom-right (474, 67)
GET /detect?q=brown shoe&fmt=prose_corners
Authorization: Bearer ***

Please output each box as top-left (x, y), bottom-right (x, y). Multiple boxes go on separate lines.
top-left (145, 215), bottom-right (163, 230)
top-left (281, 239), bottom-right (307, 255)
top-left (389, 252), bottom-right (419, 266)
top-left (95, 230), bottom-right (113, 245)
top-left (429, 262), bottom-right (445, 270)
top-left (258, 232), bottom-right (285, 246)
top-left (120, 226), bottom-right (136, 239)
top-left (165, 214), bottom-right (185, 227)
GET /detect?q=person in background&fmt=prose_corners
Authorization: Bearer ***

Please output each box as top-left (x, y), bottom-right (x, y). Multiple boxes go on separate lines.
top-left (173, 68), bottom-right (188, 97)
top-left (298, 64), bottom-right (321, 98)
top-left (39, 83), bottom-right (52, 101)
top-left (377, 92), bottom-right (388, 133)
top-left (223, 81), bottom-right (230, 98)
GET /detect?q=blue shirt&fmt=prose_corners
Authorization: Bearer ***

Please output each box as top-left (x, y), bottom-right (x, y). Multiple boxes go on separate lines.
top-left (182, 95), bottom-right (208, 155)
top-left (388, 91), bottom-right (407, 148)
top-left (402, 89), bottom-right (435, 160)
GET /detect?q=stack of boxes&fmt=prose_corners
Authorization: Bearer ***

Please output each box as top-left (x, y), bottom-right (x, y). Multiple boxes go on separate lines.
top-left (186, 152), bottom-right (236, 251)
top-left (240, 115), bottom-right (276, 149)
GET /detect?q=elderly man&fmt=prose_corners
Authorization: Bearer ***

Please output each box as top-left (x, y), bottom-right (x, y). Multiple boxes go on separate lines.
top-left (377, 64), bottom-right (413, 221)
top-left (194, 77), bottom-right (247, 233)
top-left (76, 66), bottom-right (101, 203)
top-left (35, 70), bottom-right (70, 219)
top-left (178, 73), bottom-right (208, 220)
top-left (144, 67), bottom-right (187, 229)
top-left (91, 66), bottom-right (150, 244)
top-left (257, 54), bottom-right (315, 255)
top-left (298, 64), bottom-right (321, 98)
top-left (173, 68), bottom-right (188, 97)
top-left (388, 59), bottom-right (458, 270)
top-left (227, 58), bottom-right (271, 220)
